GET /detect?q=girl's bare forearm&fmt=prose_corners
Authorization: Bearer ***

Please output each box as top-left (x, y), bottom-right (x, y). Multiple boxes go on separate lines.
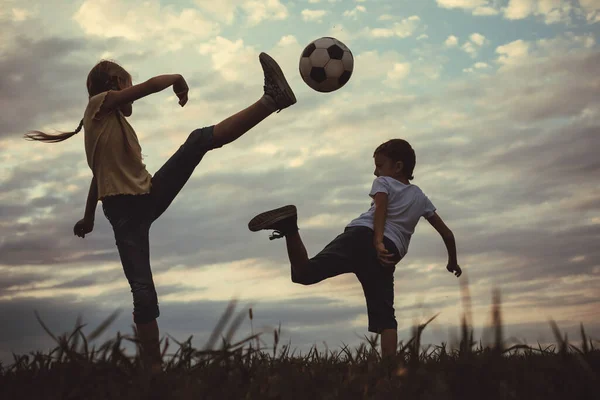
top-left (84, 176), bottom-right (98, 221)
top-left (149, 74), bottom-right (182, 93)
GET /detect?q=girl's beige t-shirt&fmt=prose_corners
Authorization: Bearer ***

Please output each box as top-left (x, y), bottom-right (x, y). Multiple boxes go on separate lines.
top-left (83, 91), bottom-right (152, 201)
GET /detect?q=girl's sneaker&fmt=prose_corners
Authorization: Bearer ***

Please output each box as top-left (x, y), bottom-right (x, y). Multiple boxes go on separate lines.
top-left (259, 52), bottom-right (297, 113)
top-left (248, 205), bottom-right (298, 240)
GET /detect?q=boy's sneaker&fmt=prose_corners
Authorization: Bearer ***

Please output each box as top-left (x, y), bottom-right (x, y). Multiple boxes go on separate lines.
top-left (248, 205), bottom-right (298, 240)
top-left (259, 52), bottom-right (297, 113)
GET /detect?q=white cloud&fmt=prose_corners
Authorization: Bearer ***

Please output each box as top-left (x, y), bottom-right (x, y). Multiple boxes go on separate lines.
top-left (193, 0), bottom-right (242, 24)
top-left (197, 36), bottom-right (259, 82)
top-left (378, 14), bottom-right (395, 21)
top-left (457, 33), bottom-right (487, 58)
top-left (493, 33), bottom-right (594, 71)
top-left (343, 5), bottom-right (366, 19)
top-left (445, 35), bottom-right (459, 47)
top-left (327, 24), bottom-right (356, 43)
top-left (470, 32), bottom-right (486, 46)
top-left (361, 15), bottom-right (421, 39)
top-left (11, 7), bottom-right (38, 21)
top-left (301, 9), bottom-right (328, 22)
top-left (436, 0), bottom-right (499, 16)
top-left (503, 0), bottom-right (535, 19)
top-left (461, 42), bottom-right (478, 57)
top-left (465, 61), bottom-right (491, 72)
top-left (74, 0), bottom-right (220, 52)
top-left (417, 34), bottom-right (429, 40)
top-left (437, 0), bottom-right (488, 7)
top-left (351, 50), bottom-right (413, 87)
top-left (502, 0), bottom-right (579, 24)
top-left (277, 34), bottom-right (297, 47)
top-left (495, 39), bottom-right (531, 67)
top-left (578, 0), bottom-right (600, 23)
top-left (386, 62), bottom-right (411, 82)
top-left (193, 0), bottom-right (288, 25)
top-left (243, 0), bottom-right (288, 25)
top-left (473, 5), bottom-right (499, 15)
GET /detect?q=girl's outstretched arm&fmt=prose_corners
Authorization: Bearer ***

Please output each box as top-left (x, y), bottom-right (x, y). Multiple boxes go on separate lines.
top-left (100, 74), bottom-right (188, 114)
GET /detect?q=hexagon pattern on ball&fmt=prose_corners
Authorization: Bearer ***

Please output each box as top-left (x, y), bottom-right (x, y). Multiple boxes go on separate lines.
top-left (299, 36), bottom-right (354, 93)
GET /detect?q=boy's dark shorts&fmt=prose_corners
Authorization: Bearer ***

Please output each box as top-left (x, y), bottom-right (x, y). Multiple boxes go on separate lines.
top-left (101, 126), bottom-right (219, 324)
top-left (292, 226), bottom-right (402, 334)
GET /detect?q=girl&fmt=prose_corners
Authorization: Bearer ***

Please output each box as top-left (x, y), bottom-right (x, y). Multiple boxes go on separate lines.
top-left (247, 139), bottom-right (462, 358)
top-left (25, 52), bottom-right (296, 372)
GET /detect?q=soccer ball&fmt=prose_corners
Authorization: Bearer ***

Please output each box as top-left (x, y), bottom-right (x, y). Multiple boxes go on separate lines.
top-left (299, 37), bottom-right (354, 93)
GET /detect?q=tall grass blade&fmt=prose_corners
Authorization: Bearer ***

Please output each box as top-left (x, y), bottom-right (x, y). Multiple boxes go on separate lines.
top-left (33, 310), bottom-right (58, 344)
top-left (492, 288), bottom-right (503, 353)
top-left (87, 309), bottom-right (122, 342)
top-left (204, 299), bottom-right (237, 351)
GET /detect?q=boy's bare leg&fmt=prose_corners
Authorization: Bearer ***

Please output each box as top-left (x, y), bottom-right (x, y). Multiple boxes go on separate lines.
top-left (381, 329), bottom-right (397, 358)
top-left (284, 231), bottom-right (310, 275)
top-left (247, 205), bottom-right (308, 276)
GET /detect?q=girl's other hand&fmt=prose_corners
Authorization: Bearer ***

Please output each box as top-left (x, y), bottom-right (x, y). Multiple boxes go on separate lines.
top-left (173, 75), bottom-right (189, 107)
top-left (74, 218), bottom-right (94, 238)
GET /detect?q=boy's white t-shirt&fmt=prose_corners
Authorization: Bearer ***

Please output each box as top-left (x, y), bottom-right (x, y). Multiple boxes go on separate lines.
top-left (346, 176), bottom-right (436, 258)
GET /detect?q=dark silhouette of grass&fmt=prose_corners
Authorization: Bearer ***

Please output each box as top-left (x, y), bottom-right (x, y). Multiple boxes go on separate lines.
top-left (0, 284), bottom-right (598, 400)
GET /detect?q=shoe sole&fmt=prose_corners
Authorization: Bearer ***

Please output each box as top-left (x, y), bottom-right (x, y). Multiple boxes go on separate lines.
top-left (259, 52), bottom-right (297, 108)
top-left (248, 205), bottom-right (297, 232)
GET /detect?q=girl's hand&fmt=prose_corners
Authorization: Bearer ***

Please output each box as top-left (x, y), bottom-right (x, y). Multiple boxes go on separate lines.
top-left (375, 241), bottom-right (396, 266)
top-left (173, 75), bottom-right (189, 107)
top-left (447, 262), bottom-right (462, 277)
top-left (74, 218), bottom-right (94, 238)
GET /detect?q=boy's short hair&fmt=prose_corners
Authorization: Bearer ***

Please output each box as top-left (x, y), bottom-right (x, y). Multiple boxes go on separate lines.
top-left (374, 139), bottom-right (416, 180)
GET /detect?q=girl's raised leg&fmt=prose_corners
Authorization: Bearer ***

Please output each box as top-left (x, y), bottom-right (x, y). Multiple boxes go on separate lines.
top-left (212, 99), bottom-right (272, 147)
top-left (150, 52), bottom-right (295, 221)
top-left (213, 51), bottom-right (296, 147)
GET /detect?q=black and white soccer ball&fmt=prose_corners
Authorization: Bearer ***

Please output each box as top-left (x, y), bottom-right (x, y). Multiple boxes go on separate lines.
top-left (299, 37), bottom-right (354, 93)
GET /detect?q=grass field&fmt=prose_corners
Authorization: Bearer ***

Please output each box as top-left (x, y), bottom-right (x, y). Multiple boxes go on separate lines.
top-left (1, 288), bottom-right (598, 400)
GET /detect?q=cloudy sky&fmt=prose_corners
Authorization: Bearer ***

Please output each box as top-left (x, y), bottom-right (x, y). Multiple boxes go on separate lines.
top-left (1, 0), bottom-right (599, 363)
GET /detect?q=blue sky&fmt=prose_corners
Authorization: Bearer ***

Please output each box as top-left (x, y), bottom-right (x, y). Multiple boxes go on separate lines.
top-left (0, 0), bottom-right (599, 363)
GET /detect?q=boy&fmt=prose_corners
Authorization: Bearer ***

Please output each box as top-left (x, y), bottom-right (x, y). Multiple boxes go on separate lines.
top-left (248, 139), bottom-right (461, 358)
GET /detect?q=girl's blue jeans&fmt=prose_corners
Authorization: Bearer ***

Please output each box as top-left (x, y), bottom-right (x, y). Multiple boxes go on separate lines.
top-left (101, 126), bottom-right (219, 324)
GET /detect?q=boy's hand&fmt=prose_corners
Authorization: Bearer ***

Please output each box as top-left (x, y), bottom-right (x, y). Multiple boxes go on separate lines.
top-left (173, 75), bottom-right (188, 107)
top-left (74, 218), bottom-right (94, 238)
top-left (447, 262), bottom-right (462, 277)
top-left (375, 241), bottom-right (396, 266)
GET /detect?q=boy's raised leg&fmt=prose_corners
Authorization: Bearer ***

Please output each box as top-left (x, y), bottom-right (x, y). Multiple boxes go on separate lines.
top-left (248, 205), bottom-right (309, 276)
top-left (212, 52), bottom-right (296, 147)
top-left (284, 231), bottom-right (310, 275)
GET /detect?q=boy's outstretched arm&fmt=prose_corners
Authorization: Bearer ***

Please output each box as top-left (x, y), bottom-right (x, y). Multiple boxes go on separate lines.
top-left (426, 212), bottom-right (461, 277)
